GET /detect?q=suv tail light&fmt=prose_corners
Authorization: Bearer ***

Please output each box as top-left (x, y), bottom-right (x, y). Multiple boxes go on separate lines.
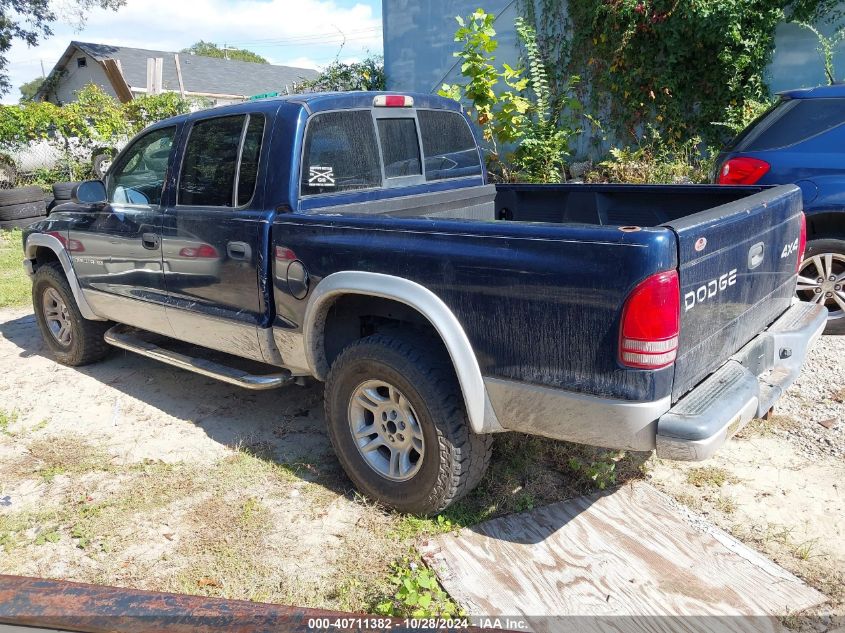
top-left (619, 270), bottom-right (680, 369)
top-left (717, 157), bottom-right (770, 185)
top-left (797, 212), bottom-right (807, 272)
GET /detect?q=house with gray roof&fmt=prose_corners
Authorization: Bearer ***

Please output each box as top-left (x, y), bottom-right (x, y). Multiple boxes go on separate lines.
top-left (36, 41), bottom-right (318, 106)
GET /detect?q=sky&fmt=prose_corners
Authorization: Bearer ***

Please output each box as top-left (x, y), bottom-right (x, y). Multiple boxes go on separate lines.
top-left (2, 0), bottom-right (383, 103)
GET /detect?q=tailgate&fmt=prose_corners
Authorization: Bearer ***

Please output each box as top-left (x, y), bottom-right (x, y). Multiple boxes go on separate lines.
top-left (665, 185), bottom-right (804, 401)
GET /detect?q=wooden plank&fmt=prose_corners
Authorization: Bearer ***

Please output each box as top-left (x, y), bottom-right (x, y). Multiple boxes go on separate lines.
top-left (173, 53), bottom-right (185, 98)
top-left (100, 59), bottom-right (133, 103)
top-left (421, 482), bottom-right (825, 632)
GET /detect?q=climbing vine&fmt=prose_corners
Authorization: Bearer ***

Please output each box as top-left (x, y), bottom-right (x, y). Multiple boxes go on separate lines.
top-left (519, 0), bottom-right (842, 147)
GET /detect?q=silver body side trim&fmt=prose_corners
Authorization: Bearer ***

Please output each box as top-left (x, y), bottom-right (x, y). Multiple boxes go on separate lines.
top-left (85, 289), bottom-right (172, 334)
top-left (24, 233), bottom-right (105, 321)
top-left (165, 306), bottom-right (265, 363)
top-left (303, 271), bottom-right (504, 434)
top-left (272, 328), bottom-right (311, 375)
top-left (484, 376), bottom-right (671, 451)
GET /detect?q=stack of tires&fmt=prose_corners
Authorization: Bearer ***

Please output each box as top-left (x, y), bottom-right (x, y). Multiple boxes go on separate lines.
top-left (47, 181), bottom-right (79, 215)
top-left (0, 186), bottom-right (47, 230)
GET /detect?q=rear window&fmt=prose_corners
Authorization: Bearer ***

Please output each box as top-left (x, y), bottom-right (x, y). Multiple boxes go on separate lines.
top-left (301, 110), bottom-right (382, 195)
top-left (377, 118), bottom-right (422, 178)
top-left (731, 98), bottom-right (845, 152)
top-left (417, 110), bottom-right (482, 181)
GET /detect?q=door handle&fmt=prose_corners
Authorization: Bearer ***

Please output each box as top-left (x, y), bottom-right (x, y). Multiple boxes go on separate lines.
top-left (227, 241), bottom-right (252, 261)
top-left (141, 232), bottom-right (160, 250)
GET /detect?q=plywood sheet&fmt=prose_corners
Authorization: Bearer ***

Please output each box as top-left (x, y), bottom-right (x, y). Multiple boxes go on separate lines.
top-left (420, 482), bottom-right (826, 633)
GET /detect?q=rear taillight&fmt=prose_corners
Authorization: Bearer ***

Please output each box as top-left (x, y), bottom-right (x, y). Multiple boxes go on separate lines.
top-left (717, 157), bottom-right (770, 185)
top-left (619, 270), bottom-right (680, 369)
top-left (797, 212), bottom-right (807, 272)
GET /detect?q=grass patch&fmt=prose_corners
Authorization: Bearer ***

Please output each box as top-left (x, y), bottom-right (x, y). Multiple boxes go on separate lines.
top-left (738, 415), bottom-right (801, 438)
top-left (441, 434), bottom-right (650, 526)
top-left (0, 229), bottom-right (30, 308)
top-left (174, 493), bottom-right (279, 602)
top-left (685, 466), bottom-right (738, 488)
top-left (712, 495), bottom-right (737, 515)
top-left (26, 434), bottom-right (112, 482)
top-left (0, 408), bottom-right (18, 435)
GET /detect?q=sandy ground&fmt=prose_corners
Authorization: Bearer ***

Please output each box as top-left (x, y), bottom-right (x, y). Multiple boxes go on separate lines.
top-left (0, 304), bottom-right (843, 620)
top-left (0, 306), bottom-right (397, 609)
top-left (648, 334), bottom-right (845, 619)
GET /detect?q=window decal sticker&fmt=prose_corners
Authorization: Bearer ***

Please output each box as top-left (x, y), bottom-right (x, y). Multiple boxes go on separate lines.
top-left (308, 166), bottom-right (335, 187)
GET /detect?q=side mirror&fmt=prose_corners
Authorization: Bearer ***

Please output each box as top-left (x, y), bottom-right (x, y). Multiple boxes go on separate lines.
top-left (72, 180), bottom-right (107, 204)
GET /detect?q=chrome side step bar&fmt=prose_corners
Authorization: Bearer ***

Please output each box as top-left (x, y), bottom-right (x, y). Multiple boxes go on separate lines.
top-left (104, 325), bottom-right (293, 390)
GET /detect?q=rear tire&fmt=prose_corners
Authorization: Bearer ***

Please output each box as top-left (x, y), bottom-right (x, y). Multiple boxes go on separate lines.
top-left (798, 238), bottom-right (845, 335)
top-left (324, 333), bottom-right (492, 515)
top-left (32, 262), bottom-right (111, 366)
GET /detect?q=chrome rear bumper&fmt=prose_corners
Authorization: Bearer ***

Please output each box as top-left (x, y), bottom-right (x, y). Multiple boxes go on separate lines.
top-left (655, 301), bottom-right (827, 460)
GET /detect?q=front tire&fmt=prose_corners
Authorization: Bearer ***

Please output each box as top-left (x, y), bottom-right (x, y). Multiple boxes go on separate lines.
top-left (797, 238), bottom-right (845, 335)
top-left (32, 262), bottom-right (111, 366)
top-left (324, 333), bottom-right (492, 515)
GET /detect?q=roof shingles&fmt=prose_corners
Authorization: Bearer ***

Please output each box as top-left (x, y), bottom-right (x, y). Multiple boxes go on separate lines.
top-left (73, 41), bottom-right (318, 97)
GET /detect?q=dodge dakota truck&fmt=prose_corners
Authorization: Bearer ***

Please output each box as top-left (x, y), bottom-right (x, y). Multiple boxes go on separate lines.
top-left (21, 92), bottom-right (826, 514)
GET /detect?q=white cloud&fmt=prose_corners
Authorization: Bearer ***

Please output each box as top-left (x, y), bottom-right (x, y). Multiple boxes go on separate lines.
top-left (2, 0), bottom-right (382, 102)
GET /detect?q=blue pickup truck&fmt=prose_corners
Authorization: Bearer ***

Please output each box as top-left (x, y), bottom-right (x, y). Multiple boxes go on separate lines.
top-left (21, 92), bottom-right (826, 514)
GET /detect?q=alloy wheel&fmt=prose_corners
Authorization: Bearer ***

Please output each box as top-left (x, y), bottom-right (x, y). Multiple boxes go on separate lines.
top-left (348, 379), bottom-right (425, 481)
top-left (797, 253), bottom-right (845, 321)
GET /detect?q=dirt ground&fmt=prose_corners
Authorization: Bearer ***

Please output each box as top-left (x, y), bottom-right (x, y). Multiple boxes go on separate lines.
top-left (0, 303), bottom-right (843, 621)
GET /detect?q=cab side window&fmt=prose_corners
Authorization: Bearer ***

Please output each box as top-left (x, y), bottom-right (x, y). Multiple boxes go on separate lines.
top-left (107, 126), bottom-right (176, 206)
top-left (300, 110), bottom-right (382, 195)
top-left (179, 115), bottom-right (244, 207)
top-left (417, 110), bottom-right (482, 181)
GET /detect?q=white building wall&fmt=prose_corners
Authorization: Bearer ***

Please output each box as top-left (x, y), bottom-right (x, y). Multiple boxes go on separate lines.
top-left (48, 50), bottom-right (118, 105)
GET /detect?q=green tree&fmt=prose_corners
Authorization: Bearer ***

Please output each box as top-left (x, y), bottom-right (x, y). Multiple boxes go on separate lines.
top-left (792, 20), bottom-right (845, 83)
top-left (0, 0), bottom-right (126, 96)
top-left (181, 41), bottom-right (267, 64)
top-left (297, 54), bottom-right (385, 92)
top-left (18, 77), bottom-right (45, 101)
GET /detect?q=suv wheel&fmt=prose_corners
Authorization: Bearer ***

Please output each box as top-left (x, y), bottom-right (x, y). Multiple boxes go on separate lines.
top-left (32, 262), bottom-right (112, 365)
top-left (324, 333), bottom-right (492, 515)
top-left (797, 238), bottom-right (845, 335)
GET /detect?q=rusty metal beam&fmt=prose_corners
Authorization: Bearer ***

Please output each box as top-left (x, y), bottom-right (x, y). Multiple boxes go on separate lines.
top-left (0, 575), bottom-right (492, 632)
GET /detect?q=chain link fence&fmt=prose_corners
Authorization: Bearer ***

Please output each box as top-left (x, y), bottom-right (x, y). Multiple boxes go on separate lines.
top-left (1, 137), bottom-right (120, 192)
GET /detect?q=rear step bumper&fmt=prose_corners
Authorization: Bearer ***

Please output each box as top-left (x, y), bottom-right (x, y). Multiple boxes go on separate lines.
top-left (655, 301), bottom-right (827, 461)
top-left (104, 325), bottom-right (294, 390)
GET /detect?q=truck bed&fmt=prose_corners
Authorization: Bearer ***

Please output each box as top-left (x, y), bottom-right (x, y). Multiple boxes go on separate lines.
top-left (274, 183), bottom-right (803, 408)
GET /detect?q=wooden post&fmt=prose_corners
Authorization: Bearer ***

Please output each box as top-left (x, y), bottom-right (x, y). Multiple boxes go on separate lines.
top-left (146, 57), bottom-right (163, 95)
top-left (174, 54), bottom-right (185, 98)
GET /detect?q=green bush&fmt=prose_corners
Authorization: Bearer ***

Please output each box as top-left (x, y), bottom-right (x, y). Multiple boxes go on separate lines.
top-left (439, 10), bottom-right (583, 182)
top-left (584, 129), bottom-right (716, 184)
top-left (373, 559), bottom-right (462, 618)
top-left (0, 84), bottom-right (195, 148)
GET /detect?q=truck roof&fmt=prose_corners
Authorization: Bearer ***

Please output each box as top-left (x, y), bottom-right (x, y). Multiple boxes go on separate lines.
top-left (145, 91), bottom-right (463, 130)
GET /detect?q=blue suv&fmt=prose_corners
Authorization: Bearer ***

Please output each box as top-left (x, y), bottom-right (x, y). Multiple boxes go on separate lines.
top-left (715, 84), bottom-right (845, 334)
